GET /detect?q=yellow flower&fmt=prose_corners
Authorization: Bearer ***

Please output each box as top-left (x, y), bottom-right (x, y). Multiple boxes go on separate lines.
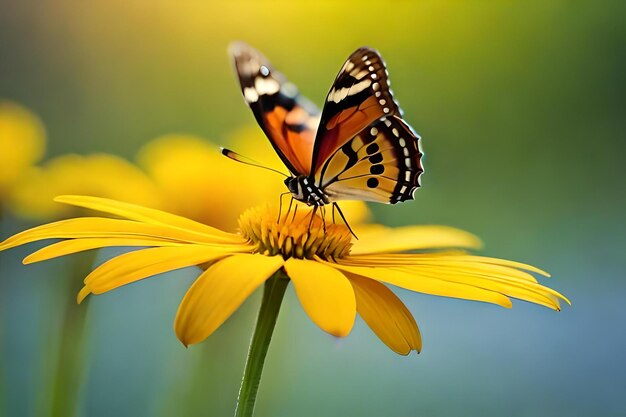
top-left (7, 129), bottom-right (369, 225)
top-left (137, 130), bottom-right (370, 231)
top-left (0, 101), bottom-right (46, 198)
top-left (0, 195), bottom-right (569, 355)
top-left (8, 154), bottom-right (164, 220)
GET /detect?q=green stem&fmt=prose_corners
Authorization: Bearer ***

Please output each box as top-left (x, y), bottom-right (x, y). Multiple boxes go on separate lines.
top-left (48, 251), bottom-right (94, 417)
top-left (235, 270), bottom-right (289, 417)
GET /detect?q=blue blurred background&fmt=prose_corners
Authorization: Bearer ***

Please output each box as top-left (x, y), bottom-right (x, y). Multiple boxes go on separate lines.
top-left (1, 0), bottom-right (625, 416)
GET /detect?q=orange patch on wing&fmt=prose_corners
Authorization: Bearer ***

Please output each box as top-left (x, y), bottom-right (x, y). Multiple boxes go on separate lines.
top-left (264, 107), bottom-right (307, 174)
top-left (286, 129), bottom-right (314, 173)
top-left (314, 96), bottom-right (385, 174)
top-left (285, 106), bottom-right (309, 125)
top-left (264, 105), bottom-right (316, 174)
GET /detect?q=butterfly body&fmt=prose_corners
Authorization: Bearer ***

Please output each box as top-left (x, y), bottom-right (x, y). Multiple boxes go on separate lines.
top-left (229, 42), bottom-right (424, 206)
top-left (284, 175), bottom-right (330, 206)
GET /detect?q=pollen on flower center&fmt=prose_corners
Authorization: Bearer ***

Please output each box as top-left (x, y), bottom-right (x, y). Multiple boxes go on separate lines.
top-left (238, 204), bottom-right (353, 260)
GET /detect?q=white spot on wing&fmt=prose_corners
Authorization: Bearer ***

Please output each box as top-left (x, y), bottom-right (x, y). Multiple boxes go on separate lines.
top-left (353, 69), bottom-right (368, 79)
top-left (244, 87), bottom-right (259, 103)
top-left (254, 77), bottom-right (280, 95)
top-left (327, 79), bottom-right (372, 103)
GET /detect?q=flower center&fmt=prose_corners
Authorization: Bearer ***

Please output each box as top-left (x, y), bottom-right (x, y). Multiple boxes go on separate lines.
top-left (238, 204), bottom-right (352, 260)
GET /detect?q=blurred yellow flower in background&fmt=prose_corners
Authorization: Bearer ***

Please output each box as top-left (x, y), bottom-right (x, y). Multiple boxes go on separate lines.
top-left (0, 196), bottom-right (568, 355)
top-left (9, 154), bottom-right (164, 220)
top-left (137, 131), bottom-right (277, 231)
top-left (0, 101), bottom-right (46, 199)
top-left (137, 128), bottom-right (370, 231)
top-left (2, 120), bottom-right (369, 228)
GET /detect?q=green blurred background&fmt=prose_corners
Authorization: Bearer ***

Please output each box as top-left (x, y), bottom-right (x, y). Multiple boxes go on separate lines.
top-left (1, 0), bottom-right (625, 416)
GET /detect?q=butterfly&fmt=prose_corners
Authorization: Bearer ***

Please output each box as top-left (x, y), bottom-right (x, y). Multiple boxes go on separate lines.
top-left (226, 41), bottom-right (423, 209)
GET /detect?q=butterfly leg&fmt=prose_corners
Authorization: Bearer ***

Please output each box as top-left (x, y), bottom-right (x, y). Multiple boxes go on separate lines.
top-left (277, 192), bottom-right (290, 223)
top-left (320, 206), bottom-right (327, 233)
top-left (332, 203), bottom-right (358, 240)
top-left (307, 206), bottom-right (318, 231)
top-left (291, 204), bottom-right (298, 223)
top-left (286, 197), bottom-right (294, 223)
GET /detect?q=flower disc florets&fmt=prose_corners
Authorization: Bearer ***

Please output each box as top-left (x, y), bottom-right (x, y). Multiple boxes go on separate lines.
top-left (238, 204), bottom-right (352, 260)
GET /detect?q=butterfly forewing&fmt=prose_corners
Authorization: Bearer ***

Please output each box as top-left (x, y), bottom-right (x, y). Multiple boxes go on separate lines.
top-left (317, 115), bottom-right (423, 204)
top-left (229, 42), bottom-right (320, 175)
top-left (310, 47), bottom-right (401, 175)
top-left (229, 42), bottom-right (424, 206)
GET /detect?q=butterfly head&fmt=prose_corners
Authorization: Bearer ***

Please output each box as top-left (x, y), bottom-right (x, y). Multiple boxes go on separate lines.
top-left (285, 175), bottom-right (330, 207)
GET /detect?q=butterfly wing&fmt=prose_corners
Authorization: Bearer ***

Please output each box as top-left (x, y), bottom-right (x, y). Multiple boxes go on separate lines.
top-left (317, 115), bottom-right (423, 204)
top-left (229, 41), bottom-right (319, 175)
top-left (310, 47), bottom-right (401, 174)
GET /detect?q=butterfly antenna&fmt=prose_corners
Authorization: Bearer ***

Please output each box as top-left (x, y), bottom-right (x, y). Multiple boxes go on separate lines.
top-left (221, 148), bottom-right (289, 177)
top-left (333, 203), bottom-right (358, 240)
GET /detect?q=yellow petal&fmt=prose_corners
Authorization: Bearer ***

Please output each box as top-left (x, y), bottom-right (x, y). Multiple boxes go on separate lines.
top-left (284, 258), bottom-right (356, 337)
top-left (175, 254), bottom-right (285, 346)
top-left (459, 255), bottom-right (551, 277)
top-left (84, 245), bottom-right (237, 296)
top-left (351, 225), bottom-right (482, 255)
top-left (23, 238), bottom-right (184, 264)
top-left (137, 134), bottom-right (286, 231)
top-left (342, 254), bottom-right (569, 307)
top-left (347, 273), bottom-right (421, 355)
top-left (0, 217), bottom-right (246, 252)
top-left (401, 264), bottom-right (568, 310)
top-left (54, 195), bottom-right (241, 242)
top-left (329, 262), bottom-right (513, 308)
top-left (343, 254), bottom-right (545, 281)
top-left (77, 286), bottom-right (91, 304)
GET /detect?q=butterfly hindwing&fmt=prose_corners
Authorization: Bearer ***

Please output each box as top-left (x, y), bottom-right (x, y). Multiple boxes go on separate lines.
top-left (317, 115), bottom-right (423, 204)
top-left (229, 42), bottom-right (424, 206)
top-left (310, 47), bottom-right (401, 174)
top-left (229, 42), bottom-right (319, 175)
